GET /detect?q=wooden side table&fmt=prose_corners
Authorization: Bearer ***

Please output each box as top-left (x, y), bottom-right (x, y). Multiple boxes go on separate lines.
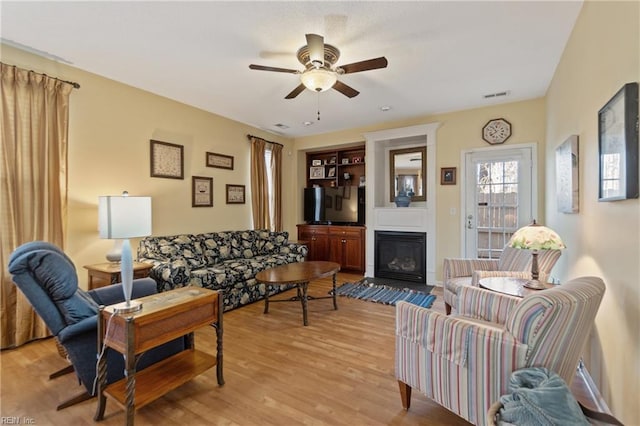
top-left (84, 262), bottom-right (153, 290)
top-left (479, 277), bottom-right (554, 298)
top-left (94, 287), bottom-right (224, 426)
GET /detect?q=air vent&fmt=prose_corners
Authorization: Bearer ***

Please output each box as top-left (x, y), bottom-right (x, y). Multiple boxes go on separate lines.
top-left (483, 91), bottom-right (510, 99)
top-left (273, 123), bottom-right (290, 129)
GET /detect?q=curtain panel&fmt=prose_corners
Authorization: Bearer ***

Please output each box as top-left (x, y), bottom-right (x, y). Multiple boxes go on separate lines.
top-left (0, 63), bottom-right (73, 348)
top-left (249, 136), bottom-right (282, 231)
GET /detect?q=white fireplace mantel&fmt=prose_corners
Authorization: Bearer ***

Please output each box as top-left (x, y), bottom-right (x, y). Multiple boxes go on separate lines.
top-left (363, 122), bottom-right (440, 284)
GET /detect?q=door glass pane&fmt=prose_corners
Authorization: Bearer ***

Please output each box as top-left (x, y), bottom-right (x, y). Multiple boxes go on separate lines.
top-left (475, 160), bottom-right (519, 259)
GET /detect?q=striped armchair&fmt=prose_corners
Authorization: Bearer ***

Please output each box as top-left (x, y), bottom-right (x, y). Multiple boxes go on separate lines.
top-left (443, 246), bottom-right (561, 314)
top-left (395, 276), bottom-right (605, 426)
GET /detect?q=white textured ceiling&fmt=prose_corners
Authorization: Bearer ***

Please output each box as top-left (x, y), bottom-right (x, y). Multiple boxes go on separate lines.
top-left (1, 1), bottom-right (582, 138)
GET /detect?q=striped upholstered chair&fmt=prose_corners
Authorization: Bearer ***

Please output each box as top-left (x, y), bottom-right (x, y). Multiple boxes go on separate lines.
top-left (443, 246), bottom-right (561, 314)
top-left (395, 276), bottom-right (605, 426)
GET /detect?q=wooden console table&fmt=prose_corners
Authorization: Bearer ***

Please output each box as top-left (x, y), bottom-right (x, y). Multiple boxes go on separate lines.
top-left (94, 287), bottom-right (224, 426)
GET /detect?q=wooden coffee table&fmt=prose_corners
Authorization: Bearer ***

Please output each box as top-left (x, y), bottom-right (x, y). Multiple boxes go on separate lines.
top-left (255, 261), bottom-right (341, 326)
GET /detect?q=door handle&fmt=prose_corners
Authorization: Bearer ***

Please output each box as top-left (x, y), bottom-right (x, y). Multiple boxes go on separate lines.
top-left (467, 214), bottom-right (474, 229)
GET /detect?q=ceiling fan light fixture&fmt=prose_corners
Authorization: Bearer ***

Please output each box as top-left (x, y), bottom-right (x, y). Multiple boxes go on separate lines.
top-left (300, 68), bottom-right (337, 92)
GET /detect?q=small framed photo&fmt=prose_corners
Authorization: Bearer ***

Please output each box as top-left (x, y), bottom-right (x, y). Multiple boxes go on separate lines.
top-left (206, 152), bottom-right (234, 170)
top-left (328, 167), bottom-right (336, 178)
top-left (150, 140), bottom-right (184, 179)
top-left (226, 184), bottom-right (246, 204)
top-left (598, 82), bottom-right (639, 201)
top-left (192, 176), bottom-right (213, 207)
top-left (341, 158), bottom-right (350, 165)
top-left (441, 167), bottom-right (457, 185)
top-left (310, 166), bottom-right (325, 179)
top-left (329, 156), bottom-right (337, 164)
top-left (352, 157), bottom-right (362, 163)
top-left (311, 159), bottom-right (323, 166)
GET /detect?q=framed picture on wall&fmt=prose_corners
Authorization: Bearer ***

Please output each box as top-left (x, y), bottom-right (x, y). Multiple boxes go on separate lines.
top-left (192, 176), bottom-right (213, 207)
top-left (598, 82), bottom-right (639, 201)
top-left (206, 152), bottom-right (234, 170)
top-left (150, 140), bottom-right (184, 179)
top-left (226, 184), bottom-right (246, 204)
top-left (440, 167), bottom-right (456, 185)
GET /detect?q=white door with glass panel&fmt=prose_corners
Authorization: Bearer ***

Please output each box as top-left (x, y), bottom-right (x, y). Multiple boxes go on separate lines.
top-left (463, 146), bottom-right (535, 258)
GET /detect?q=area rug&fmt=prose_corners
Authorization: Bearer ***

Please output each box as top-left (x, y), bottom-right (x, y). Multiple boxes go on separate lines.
top-left (335, 280), bottom-right (436, 308)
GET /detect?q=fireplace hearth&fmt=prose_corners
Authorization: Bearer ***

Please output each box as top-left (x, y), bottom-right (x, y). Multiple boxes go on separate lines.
top-left (375, 231), bottom-right (426, 283)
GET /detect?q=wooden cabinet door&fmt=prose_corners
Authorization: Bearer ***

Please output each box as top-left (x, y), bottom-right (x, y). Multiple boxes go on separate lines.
top-left (328, 234), bottom-right (344, 265)
top-left (297, 225), bottom-right (329, 261)
top-left (328, 226), bottom-right (365, 273)
top-left (341, 235), bottom-right (364, 272)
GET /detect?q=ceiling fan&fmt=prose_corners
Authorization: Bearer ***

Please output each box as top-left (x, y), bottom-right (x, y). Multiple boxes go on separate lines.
top-left (249, 34), bottom-right (388, 99)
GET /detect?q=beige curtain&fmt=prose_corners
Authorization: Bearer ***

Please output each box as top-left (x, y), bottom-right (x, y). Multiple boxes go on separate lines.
top-left (270, 143), bottom-right (282, 231)
top-left (249, 136), bottom-right (282, 231)
top-left (0, 63), bottom-right (73, 348)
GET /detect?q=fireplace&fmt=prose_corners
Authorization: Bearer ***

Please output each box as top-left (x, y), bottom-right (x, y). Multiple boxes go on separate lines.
top-left (375, 231), bottom-right (426, 283)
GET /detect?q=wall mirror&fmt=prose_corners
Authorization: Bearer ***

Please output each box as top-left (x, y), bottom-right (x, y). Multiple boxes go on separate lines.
top-left (389, 146), bottom-right (427, 202)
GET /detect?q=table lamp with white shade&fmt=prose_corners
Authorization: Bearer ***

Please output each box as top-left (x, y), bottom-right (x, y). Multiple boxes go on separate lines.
top-left (507, 220), bottom-right (566, 290)
top-left (98, 191), bottom-right (152, 314)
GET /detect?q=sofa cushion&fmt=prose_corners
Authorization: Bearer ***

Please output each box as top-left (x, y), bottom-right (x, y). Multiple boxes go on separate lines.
top-left (257, 230), bottom-right (289, 255)
top-left (230, 230), bottom-right (261, 259)
top-left (140, 234), bottom-right (206, 268)
top-left (200, 233), bottom-right (224, 265)
top-left (202, 231), bottom-right (234, 261)
top-left (157, 234), bottom-right (207, 268)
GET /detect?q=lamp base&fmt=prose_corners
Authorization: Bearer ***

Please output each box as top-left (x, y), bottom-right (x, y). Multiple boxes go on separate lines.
top-left (523, 279), bottom-right (546, 290)
top-left (112, 300), bottom-right (143, 314)
top-left (105, 240), bottom-right (123, 263)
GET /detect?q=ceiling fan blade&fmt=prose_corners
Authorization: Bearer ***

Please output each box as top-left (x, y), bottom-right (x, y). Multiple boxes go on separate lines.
top-left (306, 33), bottom-right (325, 67)
top-left (249, 64), bottom-right (299, 74)
top-left (332, 80), bottom-right (359, 98)
top-left (339, 57), bottom-right (388, 74)
top-left (285, 84), bottom-right (306, 99)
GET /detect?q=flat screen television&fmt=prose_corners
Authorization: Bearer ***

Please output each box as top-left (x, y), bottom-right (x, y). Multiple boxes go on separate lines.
top-left (304, 186), bottom-right (365, 225)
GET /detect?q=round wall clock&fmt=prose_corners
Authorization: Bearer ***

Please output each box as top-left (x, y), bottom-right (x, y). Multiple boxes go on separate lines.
top-left (482, 118), bottom-right (512, 145)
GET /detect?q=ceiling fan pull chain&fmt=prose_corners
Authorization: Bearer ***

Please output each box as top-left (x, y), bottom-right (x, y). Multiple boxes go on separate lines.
top-left (317, 93), bottom-right (321, 121)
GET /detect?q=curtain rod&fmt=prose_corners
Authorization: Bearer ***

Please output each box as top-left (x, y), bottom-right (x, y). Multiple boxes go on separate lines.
top-left (246, 134), bottom-right (283, 147)
top-left (57, 76), bottom-right (80, 89)
top-left (1, 62), bottom-right (80, 89)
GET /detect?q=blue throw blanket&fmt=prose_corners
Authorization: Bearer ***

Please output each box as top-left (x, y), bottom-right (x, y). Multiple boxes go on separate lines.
top-left (498, 367), bottom-right (589, 426)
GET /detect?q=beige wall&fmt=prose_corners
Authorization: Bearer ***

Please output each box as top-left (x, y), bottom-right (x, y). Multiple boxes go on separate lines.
top-left (1, 44), bottom-right (296, 289)
top-left (292, 99), bottom-right (547, 281)
top-left (544, 1), bottom-right (639, 422)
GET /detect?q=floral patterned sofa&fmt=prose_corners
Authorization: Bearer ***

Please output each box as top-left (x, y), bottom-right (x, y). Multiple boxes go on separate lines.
top-left (137, 230), bottom-right (308, 311)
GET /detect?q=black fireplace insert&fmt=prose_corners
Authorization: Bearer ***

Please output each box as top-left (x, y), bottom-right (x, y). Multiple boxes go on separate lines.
top-left (374, 231), bottom-right (426, 283)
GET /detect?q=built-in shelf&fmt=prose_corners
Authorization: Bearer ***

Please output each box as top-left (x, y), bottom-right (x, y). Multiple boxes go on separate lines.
top-left (306, 145), bottom-right (365, 188)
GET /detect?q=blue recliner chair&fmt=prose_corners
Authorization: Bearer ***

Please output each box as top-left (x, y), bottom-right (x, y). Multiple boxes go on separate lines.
top-left (8, 241), bottom-right (187, 410)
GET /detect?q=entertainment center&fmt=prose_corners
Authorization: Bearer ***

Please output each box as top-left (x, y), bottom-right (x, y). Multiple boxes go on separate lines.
top-left (298, 145), bottom-right (366, 273)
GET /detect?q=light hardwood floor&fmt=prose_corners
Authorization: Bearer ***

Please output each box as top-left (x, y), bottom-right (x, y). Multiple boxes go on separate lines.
top-left (1, 272), bottom-right (471, 425)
